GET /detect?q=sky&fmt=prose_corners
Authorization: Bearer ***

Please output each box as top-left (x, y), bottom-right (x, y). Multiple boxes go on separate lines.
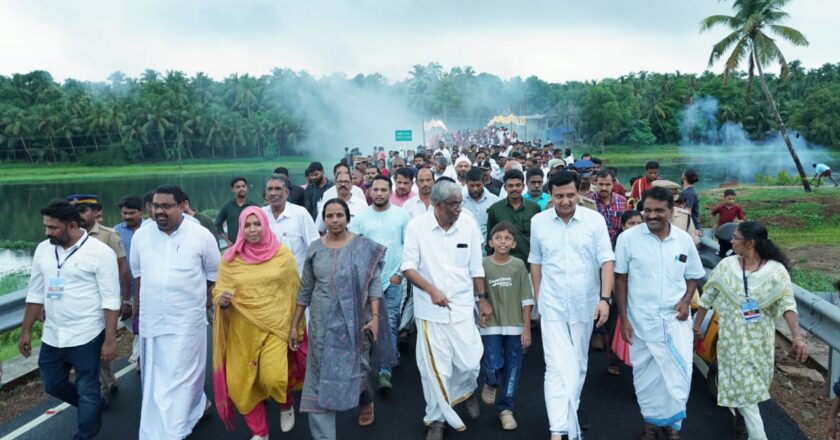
top-left (1, 0), bottom-right (838, 84)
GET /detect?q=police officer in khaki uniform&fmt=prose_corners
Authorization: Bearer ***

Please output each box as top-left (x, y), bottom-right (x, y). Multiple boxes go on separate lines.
top-left (67, 194), bottom-right (131, 408)
top-left (544, 160), bottom-right (597, 211)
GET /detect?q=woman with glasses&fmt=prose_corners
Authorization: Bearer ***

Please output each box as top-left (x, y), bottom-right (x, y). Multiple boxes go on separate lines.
top-left (290, 198), bottom-right (394, 439)
top-left (693, 221), bottom-right (808, 439)
top-left (211, 206), bottom-right (302, 440)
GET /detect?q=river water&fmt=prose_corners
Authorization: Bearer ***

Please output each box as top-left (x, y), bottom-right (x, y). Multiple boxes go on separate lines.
top-left (0, 161), bottom-right (773, 274)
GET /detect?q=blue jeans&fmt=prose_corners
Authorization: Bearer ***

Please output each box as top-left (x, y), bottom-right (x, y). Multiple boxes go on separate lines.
top-left (39, 331), bottom-right (104, 440)
top-left (481, 334), bottom-right (524, 412)
top-left (379, 283), bottom-right (403, 374)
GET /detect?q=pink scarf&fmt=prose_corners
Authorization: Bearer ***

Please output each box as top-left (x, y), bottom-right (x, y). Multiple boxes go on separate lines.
top-left (223, 206), bottom-right (280, 264)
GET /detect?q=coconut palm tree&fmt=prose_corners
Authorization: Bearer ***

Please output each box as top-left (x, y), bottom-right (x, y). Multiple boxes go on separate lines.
top-left (701, 0), bottom-right (811, 192)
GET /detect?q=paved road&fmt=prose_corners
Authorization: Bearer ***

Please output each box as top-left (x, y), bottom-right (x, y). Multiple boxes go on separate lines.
top-left (0, 326), bottom-right (807, 440)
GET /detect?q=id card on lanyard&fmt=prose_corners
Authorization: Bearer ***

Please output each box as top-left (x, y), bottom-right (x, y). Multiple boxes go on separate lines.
top-left (741, 259), bottom-right (763, 323)
top-left (49, 236), bottom-right (89, 301)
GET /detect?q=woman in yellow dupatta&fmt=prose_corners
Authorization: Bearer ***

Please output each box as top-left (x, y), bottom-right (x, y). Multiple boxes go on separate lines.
top-left (212, 206), bottom-right (301, 440)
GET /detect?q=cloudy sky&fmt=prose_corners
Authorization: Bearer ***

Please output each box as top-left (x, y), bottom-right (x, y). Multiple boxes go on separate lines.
top-left (2, 0), bottom-right (837, 83)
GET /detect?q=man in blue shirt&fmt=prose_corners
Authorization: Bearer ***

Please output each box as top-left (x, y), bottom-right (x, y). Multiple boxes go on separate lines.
top-left (113, 195), bottom-right (143, 370)
top-left (523, 167), bottom-right (550, 210)
top-left (349, 175), bottom-right (411, 393)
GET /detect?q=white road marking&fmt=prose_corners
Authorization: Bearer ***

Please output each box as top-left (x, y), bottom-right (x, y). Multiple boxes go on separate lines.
top-left (0, 363), bottom-right (136, 440)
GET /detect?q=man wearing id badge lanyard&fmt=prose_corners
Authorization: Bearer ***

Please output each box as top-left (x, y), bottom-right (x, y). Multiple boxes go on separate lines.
top-left (67, 193), bottom-right (131, 409)
top-left (695, 221), bottom-right (807, 439)
top-left (19, 200), bottom-right (120, 440)
top-left (614, 187), bottom-right (705, 440)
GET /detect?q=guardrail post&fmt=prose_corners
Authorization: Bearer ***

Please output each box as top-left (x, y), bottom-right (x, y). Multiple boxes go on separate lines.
top-left (831, 348), bottom-right (839, 399)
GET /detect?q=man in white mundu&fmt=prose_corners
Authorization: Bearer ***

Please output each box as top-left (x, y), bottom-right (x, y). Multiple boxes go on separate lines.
top-left (401, 179), bottom-right (492, 440)
top-left (529, 171), bottom-right (615, 440)
top-left (131, 185), bottom-right (221, 439)
top-left (614, 187), bottom-right (705, 440)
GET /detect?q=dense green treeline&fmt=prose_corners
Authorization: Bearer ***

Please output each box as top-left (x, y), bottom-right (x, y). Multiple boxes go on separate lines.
top-left (1, 62), bottom-right (839, 165)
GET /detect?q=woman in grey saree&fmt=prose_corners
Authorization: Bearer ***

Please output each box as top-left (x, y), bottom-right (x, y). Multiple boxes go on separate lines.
top-left (289, 198), bottom-right (395, 440)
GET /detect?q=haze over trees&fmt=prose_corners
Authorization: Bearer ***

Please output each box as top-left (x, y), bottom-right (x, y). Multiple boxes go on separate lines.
top-left (702, 0), bottom-right (814, 191)
top-left (1, 61), bottom-right (839, 165)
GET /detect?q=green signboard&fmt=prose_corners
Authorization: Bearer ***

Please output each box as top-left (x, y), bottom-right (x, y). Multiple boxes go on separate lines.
top-left (395, 130), bottom-right (412, 142)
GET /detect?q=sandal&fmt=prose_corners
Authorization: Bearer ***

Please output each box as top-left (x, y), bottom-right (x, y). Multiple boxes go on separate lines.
top-left (607, 365), bottom-right (620, 376)
top-left (358, 403), bottom-right (374, 427)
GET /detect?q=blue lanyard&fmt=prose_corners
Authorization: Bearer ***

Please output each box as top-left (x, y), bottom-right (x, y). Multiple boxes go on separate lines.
top-left (740, 258), bottom-right (765, 299)
top-left (55, 236), bottom-right (89, 275)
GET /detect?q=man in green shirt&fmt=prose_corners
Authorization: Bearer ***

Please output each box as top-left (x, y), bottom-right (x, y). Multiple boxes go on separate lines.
top-left (183, 194), bottom-right (219, 247)
top-left (485, 169), bottom-right (541, 267)
top-left (215, 176), bottom-right (258, 247)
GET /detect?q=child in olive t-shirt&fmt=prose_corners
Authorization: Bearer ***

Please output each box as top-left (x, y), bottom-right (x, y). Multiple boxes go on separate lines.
top-left (479, 222), bottom-right (534, 431)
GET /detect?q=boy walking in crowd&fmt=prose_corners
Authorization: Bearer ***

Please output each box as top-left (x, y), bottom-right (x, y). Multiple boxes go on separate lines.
top-left (710, 189), bottom-right (745, 256)
top-left (479, 222), bottom-right (534, 431)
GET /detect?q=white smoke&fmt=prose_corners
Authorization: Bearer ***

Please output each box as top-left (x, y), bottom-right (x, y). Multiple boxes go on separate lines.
top-left (678, 96), bottom-right (831, 182)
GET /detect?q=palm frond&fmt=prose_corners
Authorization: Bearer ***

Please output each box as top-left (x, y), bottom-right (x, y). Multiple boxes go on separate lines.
top-left (699, 14), bottom-right (738, 32)
top-left (723, 38), bottom-right (750, 83)
top-left (708, 31), bottom-right (745, 67)
top-left (769, 24), bottom-right (809, 46)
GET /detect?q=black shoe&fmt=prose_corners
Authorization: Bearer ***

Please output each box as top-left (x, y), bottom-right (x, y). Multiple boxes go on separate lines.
top-left (425, 421), bottom-right (445, 440)
top-left (733, 411), bottom-right (747, 434)
top-left (100, 391), bottom-right (110, 411)
top-left (397, 332), bottom-right (409, 352)
top-left (577, 408), bottom-right (590, 430)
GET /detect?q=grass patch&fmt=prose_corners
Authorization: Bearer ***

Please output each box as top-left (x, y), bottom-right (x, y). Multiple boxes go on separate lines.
top-left (0, 241), bottom-right (38, 252)
top-left (0, 157), bottom-right (311, 184)
top-left (0, 322), bottom-right (41, 363)
top-left (0, 272), bottom-right (29, 296)
top-left (699, 186), bottom-right (840, 247)
top-left (790, 269), bottom-right (837, 293)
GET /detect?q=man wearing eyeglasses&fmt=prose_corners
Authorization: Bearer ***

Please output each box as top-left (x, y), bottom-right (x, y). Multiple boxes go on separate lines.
top-left (130, 184), bottom-right (221, 439)
top-left (315, 172), bottom-right (366, 233)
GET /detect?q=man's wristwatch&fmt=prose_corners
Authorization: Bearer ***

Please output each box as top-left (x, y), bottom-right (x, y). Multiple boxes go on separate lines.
top-left (476, 293), bottom-right (488, 300)
top-left (599, 296), bottom-right (612, 306)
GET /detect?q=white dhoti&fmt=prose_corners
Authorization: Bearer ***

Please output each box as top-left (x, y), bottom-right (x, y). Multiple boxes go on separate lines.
top-left (139, 332), bottom-right (207, 439)
top-left (415, 318), bottom-right (482, 430)
top-left (630, 318), bottom-right (693, 431)
top-left (542, 320), bottom-right (591, 439)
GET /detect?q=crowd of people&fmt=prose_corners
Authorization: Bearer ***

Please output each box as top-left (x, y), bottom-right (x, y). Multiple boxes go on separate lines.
top-left (14, 138), bottom-right (840, 440)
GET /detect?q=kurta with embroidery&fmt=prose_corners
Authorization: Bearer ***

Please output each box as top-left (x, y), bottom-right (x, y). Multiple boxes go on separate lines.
top-left (698, 257), bottom-right (797, 407)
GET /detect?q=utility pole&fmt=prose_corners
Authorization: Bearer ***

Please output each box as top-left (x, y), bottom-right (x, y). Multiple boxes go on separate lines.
top-left (523, 94), bottom-right (528, 142)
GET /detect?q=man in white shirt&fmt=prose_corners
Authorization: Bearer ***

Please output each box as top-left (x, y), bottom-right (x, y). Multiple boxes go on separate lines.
top-left (462, 167), bottom-right (499, 242)
top-left (19, 200), bottom-right (120, 440)
top-left (404, 168), bottom-right (435, 219)
top-left (529, 172), bottom-right (615, 440)
top-left (315, 172), bottom-right (367, 233)
top-left (320, 161), bottom-right (367, 203)
top-left (263, 174), bottom-right (319, 275)
top-left (130, 185), bottom-right (221, 439)
top-left (399, 167), bottom-right (436, 341)
top-left (401, 179), bottom-right (492, 440)
top-left (614, 187), bottom-right (705, 440)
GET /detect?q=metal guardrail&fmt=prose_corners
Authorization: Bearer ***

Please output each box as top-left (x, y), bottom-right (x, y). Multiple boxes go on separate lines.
top-left (0, 289), bottom-right (27, 334)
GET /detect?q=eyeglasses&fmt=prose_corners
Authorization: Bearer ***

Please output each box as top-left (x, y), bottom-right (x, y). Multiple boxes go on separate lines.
top-left (442, 200), bottom-right (462, 208)
top-left (151, 203), bottom-right (178, 210)
top-left (730, 236), bottom-right (746, 241)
